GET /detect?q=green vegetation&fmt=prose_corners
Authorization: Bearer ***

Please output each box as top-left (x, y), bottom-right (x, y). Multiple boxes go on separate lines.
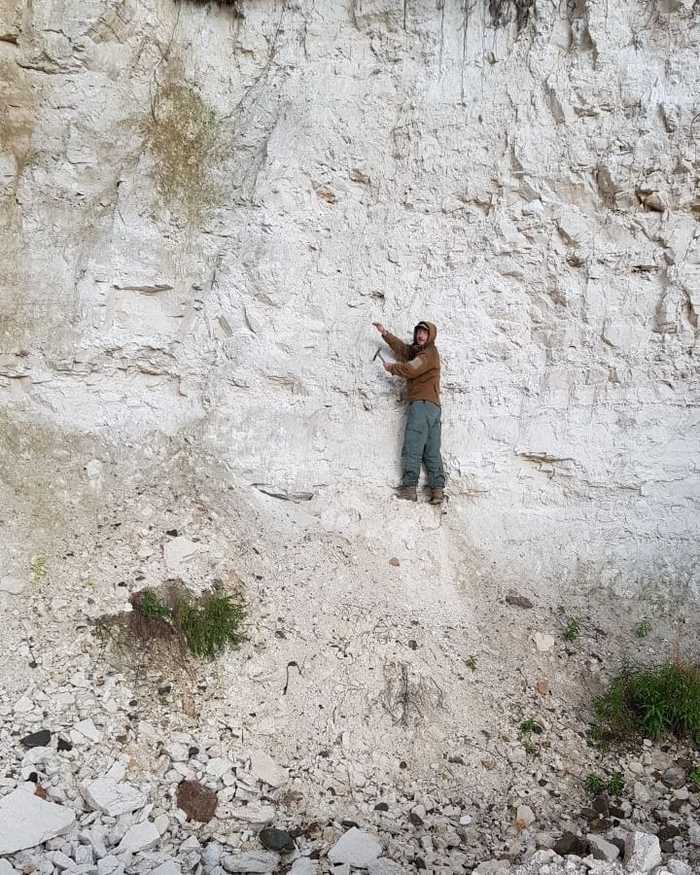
top-left (563, 617), bottom-right (581, 642)
top-left (140, 589), bottom-right (171, 619)
top-left (465, 655), bottom-right (478, 671)
top-left (133, 586), bottom-right (245, 660)
top-left (583, 773), bottom-right (605, 795)
top-left (583, 771), bottom-right (626, 796)
top-left (607, 771), bottom-right (625, 796)
top-left (519, 718), bottom-right (543, 736)
top-left (593, 661), bottom-right (700, 745)
top-left (690, 767), bottom-right (700, 789)
top-left (634, 620), bottom-right (651, 639)
top-left (30, 554), bottom-right (47, 584)
top-left (174, 592), bottom-right (245, 660)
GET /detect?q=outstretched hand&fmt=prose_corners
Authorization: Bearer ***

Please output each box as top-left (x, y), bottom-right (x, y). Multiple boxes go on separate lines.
top-left (372, 322), bottom-right (387, 337)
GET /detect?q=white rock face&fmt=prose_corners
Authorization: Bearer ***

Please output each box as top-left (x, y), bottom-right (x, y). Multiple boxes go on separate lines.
top-left (0, 788), bottom-right (76, 854)
top-left (0, 0), bottom-right (697, 598)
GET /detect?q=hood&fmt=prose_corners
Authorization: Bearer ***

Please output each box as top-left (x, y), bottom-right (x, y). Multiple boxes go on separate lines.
top-left (413, 321), bottom-right (437, 346)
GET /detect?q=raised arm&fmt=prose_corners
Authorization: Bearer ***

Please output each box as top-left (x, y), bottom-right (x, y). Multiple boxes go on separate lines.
top-left (372, 322), bottom-right (411, 362)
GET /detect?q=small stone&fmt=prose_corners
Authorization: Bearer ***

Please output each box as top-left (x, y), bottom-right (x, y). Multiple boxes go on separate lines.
top-left (116, 821), bottom-right (160, 853)
top-left (20, 729), bottom-right (52, 749)
top-left (374, 802), bottom-right (389, 812)
top-left (662, 767), bottom-right (686, 789)
top-left (328, 827), bottom-right (382, 868)
top-left (202, 842), bottom-right (223, 866)
top-left (249, 750), bottom-right (288, 788)
top-left (206, 757), bottom-right (233, 779)
top-left (259, 827), bottom-right (294, 852)
top-left (74, 719), bottom-right (101, 742)
top-left (388, 558), bottom-right (400, 567)
top-left (81, 778), bottom-right (147, 816)
top-left (586, 833), bottom-right (620, 861)
top-left (505, 593), bottom-right (532, 609)
top-left (633, 781), bottom-right (651, 803)
top-left (533, 633), bottom-right (555, 653)
top-left (624, 831), bottom-right (662, 872)
top-left (222, 852), bottom-right (280, 873)
top-left (515, 805), bottom-right (535, 828)
top-left (0, 788), bottom-right (76, 854)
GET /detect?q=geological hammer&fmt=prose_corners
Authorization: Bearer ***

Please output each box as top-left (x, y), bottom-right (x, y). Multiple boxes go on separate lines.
top-left (372, 347), bottom-right (386, 365)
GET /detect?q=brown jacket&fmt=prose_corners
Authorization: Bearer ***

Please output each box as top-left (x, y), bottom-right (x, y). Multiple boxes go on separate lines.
top-left (384, 321), bottom-right (441, 406)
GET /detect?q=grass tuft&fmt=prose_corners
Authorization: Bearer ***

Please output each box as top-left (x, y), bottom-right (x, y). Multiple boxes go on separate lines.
top-left (593, 661), bottom-right (700, 745)
top-left (563, 617), bottom-right (581, 642)
top-left (174, 592), bottom-right (245, 660)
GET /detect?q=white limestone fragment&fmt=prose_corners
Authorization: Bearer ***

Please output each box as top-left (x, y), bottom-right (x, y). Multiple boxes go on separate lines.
top-left (623, 831), bottom-right (662, 872)
top-left (0, 788), bottom-right (76, 854)
top-left (116, 820), bottom-right (160, 853)
top-left (222, 852), bottom-right (280, 873)
top-left (328, 827), bottom-right (382, 868)
top-left (81, 777), bottom-right (147, 816)
top-left (163, 537), bottom-right (198, 574)
top-left (249, 749), bottom-right (288, 788)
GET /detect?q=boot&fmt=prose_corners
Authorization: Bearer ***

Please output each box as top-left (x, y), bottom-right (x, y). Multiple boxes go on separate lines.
top-left (430, 487), bottom-right (444, 505)
top-left (396, 485), bottom-right (417, 502)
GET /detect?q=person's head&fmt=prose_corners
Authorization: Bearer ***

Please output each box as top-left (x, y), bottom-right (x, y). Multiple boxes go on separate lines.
top-left (414, 321), bottom-right (431, 348)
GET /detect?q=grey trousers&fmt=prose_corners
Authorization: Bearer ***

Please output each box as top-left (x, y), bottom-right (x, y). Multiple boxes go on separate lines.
top-left (400, 400), bottom-right (445, 488)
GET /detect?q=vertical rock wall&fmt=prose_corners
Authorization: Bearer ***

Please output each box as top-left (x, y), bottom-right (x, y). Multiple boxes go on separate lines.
top-left (1, 0), bottom-right (698, 595)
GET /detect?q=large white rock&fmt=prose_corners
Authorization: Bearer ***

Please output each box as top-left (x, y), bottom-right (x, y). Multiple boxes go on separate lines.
top-left (0, 860), bottom-right (18, 875)
top-left (623, 831), bottom-right (662, 872)
top-left (224, 804), bottom-right (275, 826)
top-left (81, 778), bottom-right (147, 816)
top-left (249, 750), bottom-right (288, 788)
top-left (328, 827), bottom-right (382, 868)
top-left (116, 821), bottom-right (160, 853)
top-left (0, 788), bottom-right (76, 854)
top-left (222, 852), bottom-right (280, 873)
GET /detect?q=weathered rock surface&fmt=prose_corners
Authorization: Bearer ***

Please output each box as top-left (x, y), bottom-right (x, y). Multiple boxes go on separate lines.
top-left (0, 788), bottom-right (75, 854)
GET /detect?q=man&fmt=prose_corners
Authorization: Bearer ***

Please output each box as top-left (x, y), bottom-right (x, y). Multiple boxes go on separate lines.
top-left (372, 320), bottom-right (445, 504)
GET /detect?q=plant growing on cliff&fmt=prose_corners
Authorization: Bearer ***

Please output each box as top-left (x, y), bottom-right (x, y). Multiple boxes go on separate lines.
top-left (592, 661), bottom-right (700, 745)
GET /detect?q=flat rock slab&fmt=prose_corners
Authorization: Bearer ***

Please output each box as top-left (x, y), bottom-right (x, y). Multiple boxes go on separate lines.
top-left (0, 787), bottom-right (76, 854)
top-left (222, 852), bottom-right (280, 873)
top-left (116, 821), bottom-right (160, 853)
top-left (0, 861), bottom-right (18, 875)
top-left (0, 575), bottom-right (25, 595)
top-left (328, 827), bottom-right (382, 868)
top-left (81, 777), bottom-right (147, 816)
top-left (249, 750), bottom-right (288, 788)
top-left (163, 537), bottom-right (198, 574)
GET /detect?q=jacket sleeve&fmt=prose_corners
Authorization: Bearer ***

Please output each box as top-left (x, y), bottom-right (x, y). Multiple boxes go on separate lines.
top-left (388, 352), bottom-right (432, 379)
top-left (383, 331), bottom-right (411, 362)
